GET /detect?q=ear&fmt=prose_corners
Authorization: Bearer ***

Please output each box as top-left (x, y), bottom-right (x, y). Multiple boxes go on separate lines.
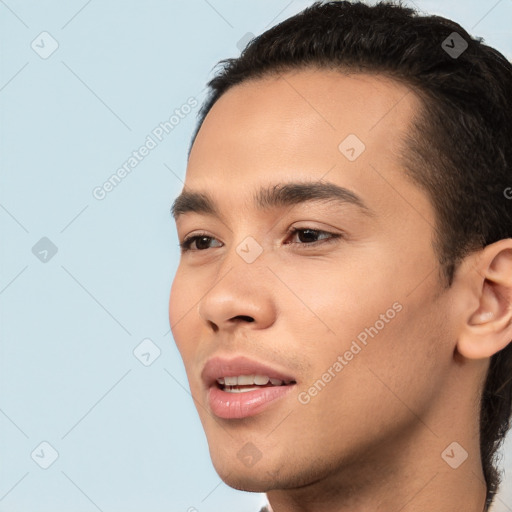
top-left (456, 239), bottom-right (512, 360)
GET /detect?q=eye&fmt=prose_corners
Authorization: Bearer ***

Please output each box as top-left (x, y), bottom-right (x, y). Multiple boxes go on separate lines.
top-left (285, 227), bottom-right (341, 247)
top-left (179, 232), bottom-right (221, 252)
top-left (178, 227), bottom-right (342, 253)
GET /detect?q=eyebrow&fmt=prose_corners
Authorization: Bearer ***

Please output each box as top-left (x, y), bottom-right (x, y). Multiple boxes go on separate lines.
top-left (170, 181), bottom-right (375, 222)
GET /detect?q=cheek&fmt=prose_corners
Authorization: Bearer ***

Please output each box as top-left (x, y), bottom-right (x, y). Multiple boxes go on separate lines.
top-left (168, 272), bottom-right (181, 329)
top-left (274, 251), bottom-right (405, 346)
top-left (285, 251), bottom-right (447, 407)
top-left (291, 300), bottom-right (447, 457)
top-left (169, 268), bottom-right (197, 360)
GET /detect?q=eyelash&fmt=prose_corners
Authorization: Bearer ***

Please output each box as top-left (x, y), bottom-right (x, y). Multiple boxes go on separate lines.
top-left (178, 227), bottom-right (342, 253)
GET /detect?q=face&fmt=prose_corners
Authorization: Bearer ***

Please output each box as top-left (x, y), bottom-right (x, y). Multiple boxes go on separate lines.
top-left (169, 69), bottom-right (459, 492)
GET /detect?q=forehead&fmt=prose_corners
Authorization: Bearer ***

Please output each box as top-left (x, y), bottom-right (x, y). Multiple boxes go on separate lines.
top-left (179, 69), bottom-right (433, 226)
top-left (189, 69), bottom-right (419, 164)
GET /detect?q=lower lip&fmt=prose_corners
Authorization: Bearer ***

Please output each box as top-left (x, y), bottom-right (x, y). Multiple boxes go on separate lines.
top-left (207, 384), bottom-right (295, 419)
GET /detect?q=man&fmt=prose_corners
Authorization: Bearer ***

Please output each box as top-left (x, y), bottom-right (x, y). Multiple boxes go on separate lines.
top-left (169, 1), bottom-right (512, 511)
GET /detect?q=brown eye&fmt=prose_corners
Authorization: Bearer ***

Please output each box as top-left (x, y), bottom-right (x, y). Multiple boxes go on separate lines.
top-left (179, 234), bottom-right (221, 252)
top-left (286, 228), bottom-right (341, 248)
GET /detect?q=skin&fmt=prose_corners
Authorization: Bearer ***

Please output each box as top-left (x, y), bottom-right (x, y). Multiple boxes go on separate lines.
top-left (169, 68), bottom-right (512, 512)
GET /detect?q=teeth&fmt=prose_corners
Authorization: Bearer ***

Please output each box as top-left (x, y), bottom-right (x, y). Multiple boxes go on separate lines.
top-left (216, 375), bottom-right (287, 386)
top-left (224, 386), bottom-right (261, 393)
top-left (237, 375), bottom-right (255, 385)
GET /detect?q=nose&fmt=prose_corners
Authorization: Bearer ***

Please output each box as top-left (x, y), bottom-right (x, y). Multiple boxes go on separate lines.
top-left (197, 260), bottom-right (277, 334)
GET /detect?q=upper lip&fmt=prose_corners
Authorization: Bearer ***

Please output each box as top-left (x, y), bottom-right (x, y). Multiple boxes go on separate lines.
top-left (201, 355), bottom-right (297, 387)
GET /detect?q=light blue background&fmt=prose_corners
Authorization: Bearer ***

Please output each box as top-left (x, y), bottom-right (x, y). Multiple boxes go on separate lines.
top-left (1, 1), bottom-right (511, 511)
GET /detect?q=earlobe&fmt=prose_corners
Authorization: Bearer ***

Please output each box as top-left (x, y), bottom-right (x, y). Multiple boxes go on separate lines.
top-left (457, 239), bottom-right (512, 360)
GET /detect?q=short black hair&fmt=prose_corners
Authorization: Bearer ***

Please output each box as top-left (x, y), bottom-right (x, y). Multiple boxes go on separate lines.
top-left (188, 2), bottom-right (512, 508)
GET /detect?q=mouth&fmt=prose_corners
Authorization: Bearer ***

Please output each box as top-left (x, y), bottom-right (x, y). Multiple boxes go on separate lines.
top-left (216, 374), bottom-right (296, 393)
top-left (202, 356), bottom-right (297, 419)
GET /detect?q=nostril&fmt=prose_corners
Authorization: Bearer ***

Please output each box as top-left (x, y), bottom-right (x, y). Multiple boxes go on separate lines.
top-left (208, 321), bottom-right (219, 333)
top-left (234, 315), bottom-right (254, 322)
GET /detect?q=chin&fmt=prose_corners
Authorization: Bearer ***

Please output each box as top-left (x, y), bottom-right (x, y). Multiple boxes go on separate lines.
top-left (210, 454), bottom-right (280, 493)
top-left (216, 468), bottom-right (274, 493)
